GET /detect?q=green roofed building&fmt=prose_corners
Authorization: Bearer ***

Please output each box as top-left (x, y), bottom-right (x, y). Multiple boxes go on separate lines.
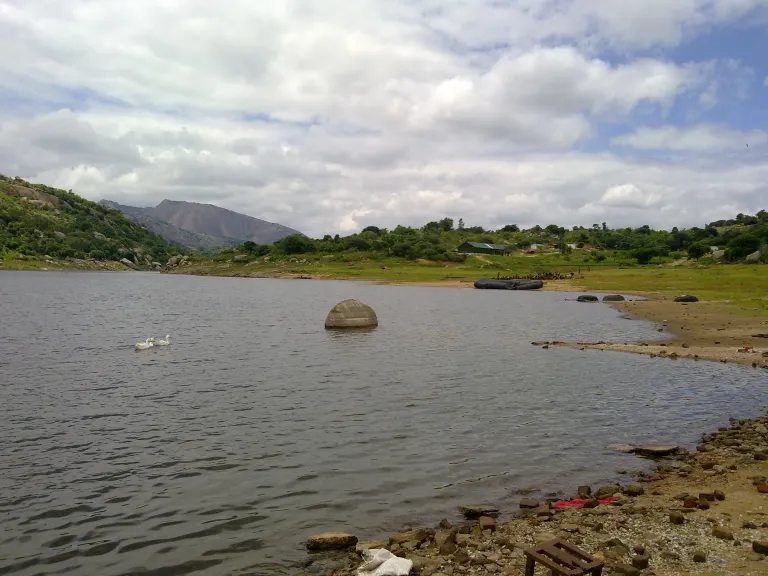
top-left (457, 241), bottom-right (510, 255)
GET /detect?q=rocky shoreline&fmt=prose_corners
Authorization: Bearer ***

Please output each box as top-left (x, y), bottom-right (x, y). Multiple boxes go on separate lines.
top-left (301, 415), bottom-right (768, 576)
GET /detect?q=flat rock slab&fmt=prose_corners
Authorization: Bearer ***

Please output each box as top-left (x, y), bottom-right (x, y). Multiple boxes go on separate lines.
top-left (633, 444), bottom-right (680, 457)
top-left (306, 532), bottom-right (358, 551)
top-left (459, 504), bottom-right (500, 518)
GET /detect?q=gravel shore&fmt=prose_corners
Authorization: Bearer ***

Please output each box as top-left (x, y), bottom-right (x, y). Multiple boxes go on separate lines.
top-left (304, 414), bottom-right (768, 576)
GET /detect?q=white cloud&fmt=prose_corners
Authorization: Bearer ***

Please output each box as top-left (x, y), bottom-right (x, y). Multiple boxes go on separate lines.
top-left (0, 0), bottom-right (767, 236)
top-left (598, 184), bottom-right (663, 209)
top-left (613, 124), bottom-right (768, 151)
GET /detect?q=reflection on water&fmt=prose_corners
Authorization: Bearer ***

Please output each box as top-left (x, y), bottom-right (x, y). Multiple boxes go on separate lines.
top-left (0, 271), bottom-right (765, 575)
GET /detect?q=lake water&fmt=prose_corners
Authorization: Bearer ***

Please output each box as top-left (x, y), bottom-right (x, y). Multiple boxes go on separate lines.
top-left (1, 271), bottom-right (766, 575)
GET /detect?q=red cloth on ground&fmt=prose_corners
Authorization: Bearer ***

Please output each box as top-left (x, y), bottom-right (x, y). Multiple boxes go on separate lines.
top-left (551, 496), bottom-right (617, 508)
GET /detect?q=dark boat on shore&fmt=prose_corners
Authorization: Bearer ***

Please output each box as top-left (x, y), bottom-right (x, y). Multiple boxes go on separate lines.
top-left (473, 278), bottom-right (544, 290)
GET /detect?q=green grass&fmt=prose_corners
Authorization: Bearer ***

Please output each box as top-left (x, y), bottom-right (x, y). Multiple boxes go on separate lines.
top-left (581, 265), bottom-right (768, 317)
top-left (181, 253), bottom-right (768, 317)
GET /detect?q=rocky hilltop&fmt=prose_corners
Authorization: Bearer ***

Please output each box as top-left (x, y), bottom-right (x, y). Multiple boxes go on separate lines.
top-left (0, 175), bottom-right (175, 267)
top-left (100, 199), bottom-right (303, 249)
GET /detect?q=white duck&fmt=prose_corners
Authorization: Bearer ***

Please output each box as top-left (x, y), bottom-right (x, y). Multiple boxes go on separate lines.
top-left (153, 335), bottom-right (171, 346)
top-left (135, 338), bottom-right (154, 351)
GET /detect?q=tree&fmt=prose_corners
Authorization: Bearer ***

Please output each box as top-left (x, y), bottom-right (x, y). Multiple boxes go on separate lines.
top-left (344, 236), bottom-right (370, 251)
top-left (687, 242), bottom-right (708, 259)
top-left (726, 233), bottom-right (760, 261)
top-left (458, 218), bottom-right (465, 230)
top-left (632, 247), bottom-right (656, 265)
top-left (602, 222), bottom-right (607, 231)
top-left (438, 217), bottom-right (454, 231)
top-left (500, 224), bottom-right (519, 233)
top-left (279, 234), bottom-right (315, 254)
top-left (362, 226), bottom-right (381, 235)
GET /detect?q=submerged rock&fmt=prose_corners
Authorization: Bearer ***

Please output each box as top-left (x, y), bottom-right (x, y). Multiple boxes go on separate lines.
top-left (577, 295), bottom-right (599, 302)
top-left (324, 299), bottom-right (378, 329)
top-left (633, 444), bottom-right (680, 457)
top-left (602, 294), bottom-right (626, 302)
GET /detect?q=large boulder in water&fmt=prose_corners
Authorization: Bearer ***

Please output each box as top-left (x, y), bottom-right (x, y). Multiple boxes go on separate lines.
top-left (325, 299), bottom-right (378, 329)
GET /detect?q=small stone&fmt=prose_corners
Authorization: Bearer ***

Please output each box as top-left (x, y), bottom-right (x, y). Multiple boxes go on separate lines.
top-left (519, 498), bottom-right (540, 509)
top-left (595, 485), bottom-right (619, 499)
top-left (613, 564), bottom-right (641, 576)
top-left (459, 505), bottom-right (499, 519)
top-left (743, 522), bottom-right (758, 529)
top-left (478, 517), bottom-right (496, 532)
top-left (683, 497), bottom-right (698, 508)
top-left (670, 512), bottom-right (685, 525)
top-left (699, 491), bottom-right (715, 501)
top-left (356, 540), bottom-right (388, 553)
top-left (439, 541), bottom-right (458, 556)
top-left (577, 486), bottom-right (592, 498)
top-left (693, 550), bottom-right (706, 563)
top-left (697, 499), bottom-right (710, 510)
top-left (633, 545), bottom-right (646, 555)
top-left (632, 555), bottom-right (650, 570)
top-left (623, 485), bottom-right (644, 497)
top-left (746, 552), bottom-right (765, 562)
top-left (453, 549), bottom-right (470, 564)
top-left (306, 532), bottom-right (358, 551)
top-left (714, 490), bottom-right (725, 501)
top-left (390, 529), bottom-right (429, 545)
top-left (712, 527), bottom-right (734, 540)
top-left (754, 541), bottom-right (768, 555)
top-left (561, 523), bottom-right (579, 533)
top-left (535, 532), bottom-right (557, 543)
top-left (455, 534), bottom-right (470, 545)
top-left (583, 499), bottom-right (599, 509)
top-left (435, 530), bottom-right (457, 549)
top-left (439, 519), bottom-right (453, 529)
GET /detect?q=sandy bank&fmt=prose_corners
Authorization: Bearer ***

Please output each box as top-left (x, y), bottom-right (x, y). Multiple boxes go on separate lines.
top-left (548, 297), bottom-right (768, 368)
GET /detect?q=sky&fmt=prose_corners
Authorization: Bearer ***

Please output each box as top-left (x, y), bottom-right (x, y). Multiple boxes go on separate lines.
top-left (1, 0), bottom-right (767, 237)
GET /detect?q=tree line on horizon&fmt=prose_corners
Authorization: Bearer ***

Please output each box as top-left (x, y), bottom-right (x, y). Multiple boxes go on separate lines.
top-left (237, 212), bottom-right (768, 265)
top-left (2, 172), bottom-right (766, 266)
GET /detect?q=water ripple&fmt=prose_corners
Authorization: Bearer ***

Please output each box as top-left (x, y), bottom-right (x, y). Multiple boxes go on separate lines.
top-left (1, 272), bottom-right (766, 575)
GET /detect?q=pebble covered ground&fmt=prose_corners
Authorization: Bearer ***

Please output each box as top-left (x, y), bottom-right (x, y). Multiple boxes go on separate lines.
top-left (302, 414), bottom-right (768, 576)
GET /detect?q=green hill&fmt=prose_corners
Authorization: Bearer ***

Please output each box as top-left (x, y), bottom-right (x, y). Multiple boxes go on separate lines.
top-left (0, 174), bottom-right (180, 268)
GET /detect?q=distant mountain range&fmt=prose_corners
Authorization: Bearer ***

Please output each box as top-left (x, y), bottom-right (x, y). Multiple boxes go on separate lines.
top-left (99, 199), bottom-right (303, 250)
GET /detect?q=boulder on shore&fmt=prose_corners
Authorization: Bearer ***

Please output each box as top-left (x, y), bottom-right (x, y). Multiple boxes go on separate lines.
top-left (325, 299), bottom-right (378, 329)
top-left (119, 258), bottom-right (136, 269)
top-left (674, 295), bottom-right (699, 303)
top-left (306, 532), bottom-right (358, 551)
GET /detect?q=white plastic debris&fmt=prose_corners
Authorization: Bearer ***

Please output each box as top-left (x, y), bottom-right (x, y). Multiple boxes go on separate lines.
top-left (356, 549), bottom-right (413, 576)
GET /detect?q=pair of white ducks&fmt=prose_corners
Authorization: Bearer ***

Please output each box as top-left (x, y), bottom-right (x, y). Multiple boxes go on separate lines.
top-left (134, 335), bottom-right (171, 350)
